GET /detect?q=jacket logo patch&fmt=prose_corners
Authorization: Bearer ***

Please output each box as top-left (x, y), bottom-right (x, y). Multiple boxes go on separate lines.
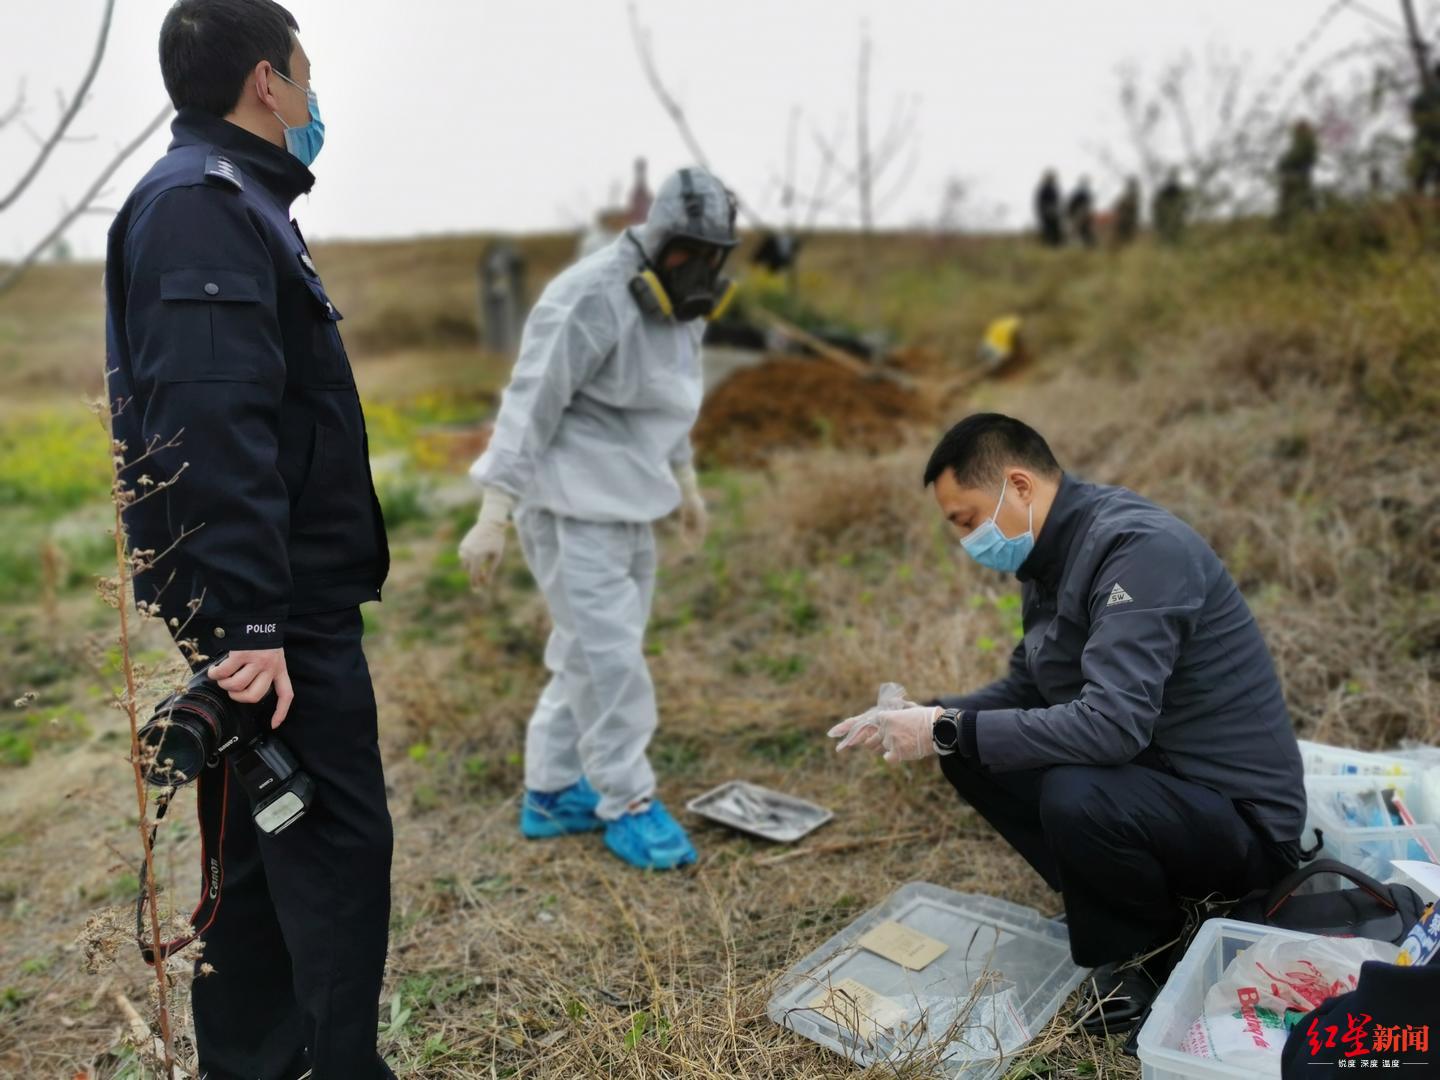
top-left (1107, 582), bottom-right (1134, 606)
top-left (246, 622), bottom-right (278, 634)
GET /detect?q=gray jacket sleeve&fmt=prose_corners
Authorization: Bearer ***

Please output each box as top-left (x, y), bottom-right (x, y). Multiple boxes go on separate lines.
top-left (974, 529), bottom-right (1204, 770)
top-left (936, 640), bottom-right (1046, 712)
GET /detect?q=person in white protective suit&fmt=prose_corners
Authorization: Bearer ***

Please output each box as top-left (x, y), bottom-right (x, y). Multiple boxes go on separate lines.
top-left (459, 167), bottom-right (739, 870)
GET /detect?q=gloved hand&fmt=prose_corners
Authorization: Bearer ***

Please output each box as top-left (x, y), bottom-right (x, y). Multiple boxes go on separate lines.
top-left (458, 487), bottom-right (515, 593)
top-left (829, 702), bottom-right (942, 764)
top-left (674, 462), bottom-right (709, 549)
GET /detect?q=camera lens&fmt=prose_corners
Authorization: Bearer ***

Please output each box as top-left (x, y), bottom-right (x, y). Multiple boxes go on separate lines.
top-left (138, 690), bottom-right (224, 787)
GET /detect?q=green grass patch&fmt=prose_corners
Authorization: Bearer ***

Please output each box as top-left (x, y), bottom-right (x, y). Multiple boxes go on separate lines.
top-left (0, 705), bottom-right (91, 767)
top-left (0, 411), bottom-right (110, 516)
top-left (747, 726), bottom-right (817, 766)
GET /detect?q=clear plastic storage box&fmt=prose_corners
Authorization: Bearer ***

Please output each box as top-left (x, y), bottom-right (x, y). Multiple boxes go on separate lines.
top-left (1322, 824), bottom-right (1440, 881)
top-left (767, 883), bottom-right (1087, 1079)
top-left (1391, 746), bottom-right (1440, 827)
top-left (1136, 919), bottom-right (1317, 1080)
top-left (1297, 739), bottom-right (1414, 779)
top-left (1304, 774), bottom-right (1440, 880)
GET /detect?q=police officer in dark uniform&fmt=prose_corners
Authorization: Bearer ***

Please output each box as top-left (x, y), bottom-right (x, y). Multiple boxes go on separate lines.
top-left (104, 2), bottom-right (392, 1077)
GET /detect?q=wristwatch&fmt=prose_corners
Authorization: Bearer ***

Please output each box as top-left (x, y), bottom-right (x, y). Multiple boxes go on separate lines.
top-left (932, 708), bottom-right (962, 754)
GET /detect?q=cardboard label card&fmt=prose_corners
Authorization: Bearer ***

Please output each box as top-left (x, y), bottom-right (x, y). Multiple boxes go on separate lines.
top-left (807, 978), bottom-right (906, 1039)
top-left (858, 920), bottom-right (949, 970)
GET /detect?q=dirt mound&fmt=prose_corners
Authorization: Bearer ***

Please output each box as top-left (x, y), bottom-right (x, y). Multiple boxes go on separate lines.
top-left (694, 357), bottom-right (930, 468)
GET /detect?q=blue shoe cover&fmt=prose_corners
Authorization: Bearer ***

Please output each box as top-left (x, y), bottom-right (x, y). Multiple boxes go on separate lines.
top-left (603, 799), bottom-right (698, 870)
top-left (521, 777), bottom-right (603, 839)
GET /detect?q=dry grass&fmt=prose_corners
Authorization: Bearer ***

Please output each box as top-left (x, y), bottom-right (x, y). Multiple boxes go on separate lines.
top-left (2, 210), bottom-right (1437, 1077)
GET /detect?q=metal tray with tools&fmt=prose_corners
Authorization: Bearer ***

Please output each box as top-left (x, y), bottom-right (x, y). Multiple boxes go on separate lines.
top-left (686, 780), bottom-right (833, 843)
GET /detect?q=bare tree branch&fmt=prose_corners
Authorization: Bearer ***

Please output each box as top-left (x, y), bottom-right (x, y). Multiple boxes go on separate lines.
top-left (0, 105), bottom-right (171, 296)
top-left (0, 81), bottom-right (24, 132)
top-left (0, 0), bottom-right (116, 213)
top-left (856, 21), bottom-right (874, 234)
top-left (627, 2), bottom-right (712, 170)
top-left (626, 1), bottom-right (767, 229)
top-left (811, 126), bottom-right (858, 188)
top-left (782, 105), bottom-right (800, 228)
top-left (870, 92), bottom-right (921, 174)
top-left (803, 117), bottom-right (851, 229)
top-left (627, 3), bottom-right (913, 235)
top-left (873, 140), bottom-right (922, 217)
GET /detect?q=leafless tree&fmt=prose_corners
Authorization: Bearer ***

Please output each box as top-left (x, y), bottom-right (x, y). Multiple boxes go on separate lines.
top-left (627, 1), bottom-right (767, 229)
top-left (0, 107), bottom-right (171, 295)
top-left (0, 0), bottom-right (115, 213)
top-left (0, 0), bottom-right (173, 295)
top-left (627, 3), bottom-right (918, 235)
top-left (1094, 0), bottom-right (1430, 219)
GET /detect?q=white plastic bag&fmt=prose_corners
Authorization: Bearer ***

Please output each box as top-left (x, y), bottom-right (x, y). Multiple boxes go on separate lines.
top-left (1178, 935), bottom-right (1400, 1068)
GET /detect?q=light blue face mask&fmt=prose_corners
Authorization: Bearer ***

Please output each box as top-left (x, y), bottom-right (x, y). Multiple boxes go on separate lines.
top-left (272, 69), bottom-right (325, 167)
top-left (959, 477), bottom-right (1035, 574)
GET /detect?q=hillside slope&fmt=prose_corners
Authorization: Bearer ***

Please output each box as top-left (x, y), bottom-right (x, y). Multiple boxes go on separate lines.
top-left (0, 211), bottom-right (1436, 1077)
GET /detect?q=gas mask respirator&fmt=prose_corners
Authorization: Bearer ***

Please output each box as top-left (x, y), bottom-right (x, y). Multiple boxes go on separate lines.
top-left (630, 240), bottom-right (738, 322)
top-left (628, 168), bottom-right (739, 322)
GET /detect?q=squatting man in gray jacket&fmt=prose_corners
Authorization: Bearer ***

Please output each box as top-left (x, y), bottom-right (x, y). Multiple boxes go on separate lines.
top-left (829, 413), bottom-right (1308, 1035)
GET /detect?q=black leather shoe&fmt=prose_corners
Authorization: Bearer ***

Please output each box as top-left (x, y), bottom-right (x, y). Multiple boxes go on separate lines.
top-left (1077, 960), bottom-right (1160, 1037)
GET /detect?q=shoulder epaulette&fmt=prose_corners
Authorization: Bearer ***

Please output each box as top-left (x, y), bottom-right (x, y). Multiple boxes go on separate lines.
top-left (203, 153), bottom-right (244, 192)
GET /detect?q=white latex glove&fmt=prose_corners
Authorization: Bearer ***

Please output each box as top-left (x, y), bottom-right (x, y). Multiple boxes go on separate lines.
top-left (674, 462), bottom-right (709, 548)
top-left (458, 488), bottom-right (515, 593)
top-left (825, 682), bottom-right (910, 752)
top-left (829, 700), bottom-right (942, 764)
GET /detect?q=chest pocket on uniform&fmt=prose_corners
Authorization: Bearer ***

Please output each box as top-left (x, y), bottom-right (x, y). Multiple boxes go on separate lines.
top-left (297, 276), bottom-right (353, 388)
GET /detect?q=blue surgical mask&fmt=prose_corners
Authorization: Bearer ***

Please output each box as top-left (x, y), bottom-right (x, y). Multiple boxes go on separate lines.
top-left (272, 70), bottom-right (325, 167)
top-left (959, 477), bottom-right (1035, 574)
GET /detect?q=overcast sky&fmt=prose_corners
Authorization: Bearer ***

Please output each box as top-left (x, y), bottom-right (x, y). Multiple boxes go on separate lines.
top-left (0, 0), bottom-right (1414, 260)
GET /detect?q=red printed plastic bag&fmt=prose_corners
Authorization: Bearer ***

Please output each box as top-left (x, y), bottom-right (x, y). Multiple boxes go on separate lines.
top-left (1178, 935), bottom-right (1400, 1068)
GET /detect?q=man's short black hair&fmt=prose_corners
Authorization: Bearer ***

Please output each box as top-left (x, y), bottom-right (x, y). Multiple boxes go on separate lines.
top-left (160, 0), bottom-right (300, 118)
top-left (922, 413), bottom-right (1062, 490)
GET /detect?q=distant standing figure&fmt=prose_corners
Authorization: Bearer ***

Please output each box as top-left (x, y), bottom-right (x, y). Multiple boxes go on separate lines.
top-left (627, 157), bottom-right (653, 224)
top-left (1067, 176), bottom-right (1096, 247)
top-left (480, 242), bottom-right (528, 354)
top-left (1409, 65), bottom-right (1440, 196)
top-left (1152, 170), bottom-right (1188, 244)
top-left (752, 230), bottom-right (802, 273)
top-left (1276, 119), bottom-right (1318, 226)
top-left (1112, 176), bottom-right (1140, 248)
top-left (1035, 170), bottom-right (1064, 247)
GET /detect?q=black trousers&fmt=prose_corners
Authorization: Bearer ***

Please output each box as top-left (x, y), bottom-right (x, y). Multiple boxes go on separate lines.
top-left (939, 751), bottom-right (1296, 968)
top-left (191, 607), bottom-right (395, 1080)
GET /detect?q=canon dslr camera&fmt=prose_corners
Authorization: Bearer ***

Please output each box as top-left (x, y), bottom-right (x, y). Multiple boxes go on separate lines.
top-left (137, 655), bottom-right (315, 834)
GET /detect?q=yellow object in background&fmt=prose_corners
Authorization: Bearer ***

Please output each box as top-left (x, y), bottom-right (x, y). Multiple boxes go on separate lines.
top-left (980, 314), bottom-right (1023, 368)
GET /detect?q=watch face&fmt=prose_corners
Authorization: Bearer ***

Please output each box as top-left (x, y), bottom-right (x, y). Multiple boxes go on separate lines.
top-left (933, 715), bottom-right (960, 750)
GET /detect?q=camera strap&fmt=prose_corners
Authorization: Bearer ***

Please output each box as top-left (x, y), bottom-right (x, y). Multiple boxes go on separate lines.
top-left (135, 765), bottom-right (229, 965)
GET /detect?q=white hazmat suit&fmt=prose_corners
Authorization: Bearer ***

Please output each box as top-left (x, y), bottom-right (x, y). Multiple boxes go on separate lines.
top-left (466, 170), bottom-right (732, 821)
